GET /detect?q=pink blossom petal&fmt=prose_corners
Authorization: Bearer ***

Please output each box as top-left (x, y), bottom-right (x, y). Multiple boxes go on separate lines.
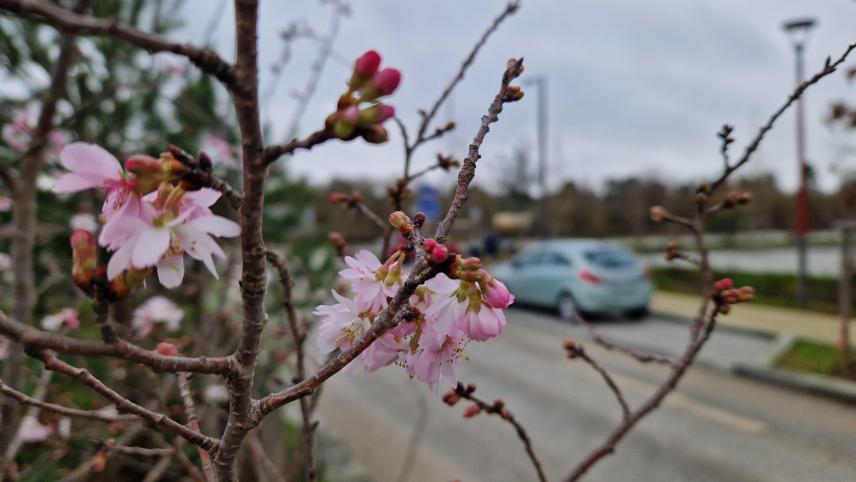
top-left (60, 142), bottom-right (122, 179)
top-left (156, 255), bottom-right (185, 288)
top-left (188, 215), bottom-right (240, 237)
top-left (52, 173), bottom-right (104, 193)
top-left (107, 242), bottom-right (134, 280)
top-left (131, 227), bottom-right (170, 268)
top-left (184, 188), bottom-right (221, 208)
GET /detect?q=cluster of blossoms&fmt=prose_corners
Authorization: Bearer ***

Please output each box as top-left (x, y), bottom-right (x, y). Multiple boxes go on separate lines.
top-left (53, 142), bottom-right (240, 293)
top-left (314, 243), bottom-right (514, 392)
top-left (131, 295), bottom-right (184, 337)
top-left (39, 308), bottom-right (79, 332)
top-left (711, 278), bottom-right (755, 315)
top-left (1, 111), bottom-right (67, 155)
top-left (325, 50), bottom-right (401, 143)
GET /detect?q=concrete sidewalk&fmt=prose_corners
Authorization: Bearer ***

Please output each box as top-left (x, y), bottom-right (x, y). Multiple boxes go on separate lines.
top-left (652, 291), bottom-right (856, 347)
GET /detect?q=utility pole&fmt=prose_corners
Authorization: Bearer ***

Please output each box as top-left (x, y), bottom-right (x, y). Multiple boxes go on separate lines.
top-left (525, 75), bottom-right (550, 237)
top-left (783, 17), bottom-right (816, 309)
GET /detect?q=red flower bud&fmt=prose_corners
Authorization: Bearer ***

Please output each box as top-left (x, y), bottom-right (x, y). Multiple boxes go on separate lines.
top-left (71, 230), bottom-right (98, 290)
top-left (462, 403), bottom-right (481, 418)
top-left (713, 278), bottom-right (733, 292)
top-left (155, 342), bottom-right (179, 356)
top-left (328, 192), bottom-right (349, 204)
top-left (125, 154), bottom-right (161, 175)
top-left (423, 238), bottom-right (438, 252)
top-left (430, 244), bottom-right (449, 263)
top-left (354, 50), bottom-right (381, 78)
top-left (372, 68), bottom-right (401, 96)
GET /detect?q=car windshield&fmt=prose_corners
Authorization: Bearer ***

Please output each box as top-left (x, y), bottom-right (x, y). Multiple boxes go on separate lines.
top-left (584, 249), bottom-right (636, 269)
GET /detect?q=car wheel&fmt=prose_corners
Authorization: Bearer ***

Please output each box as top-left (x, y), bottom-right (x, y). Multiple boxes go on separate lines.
top-left (557, 293), bottom-right (577, 322)
top-left (625, 307), bottom-right (649, 320)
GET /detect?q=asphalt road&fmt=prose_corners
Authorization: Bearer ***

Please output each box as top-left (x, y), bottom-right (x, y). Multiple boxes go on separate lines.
top-left (317, 309), bottom-right (856, 482)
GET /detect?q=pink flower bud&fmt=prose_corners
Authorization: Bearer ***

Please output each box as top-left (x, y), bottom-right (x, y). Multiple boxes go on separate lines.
top-left (462, 403), bottom-right (481, 418)
top-left (713, 278), bottom-right (733, 292)
top-left (483, 278), bottom-right (514, 309)
top-left (358, 104), bottom-right (396, 125)
top-left (388, 211), bottom-right (412, 232)
top-left (354, 50), bottom-right (381, 78)
top-left (124, 155), bottom-right (161, 175)
top-left (372, 68), bottom-right (401, 96)
top-left (332, 106), bottom-right (360, 139)
top-left (155, 342), bottom-right (179, 356)
top-left (423, 238), bottom-right (438, 252)
top-left (430, 244), bottom-right (449, 263)
top-left (71, 230), bottom-right (98, 289)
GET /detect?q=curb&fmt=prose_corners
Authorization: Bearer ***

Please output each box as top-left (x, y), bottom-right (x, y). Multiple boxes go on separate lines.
top-left (733, 364), bottom-right (856, 405)
top-left (651, 310), bottom-right (776, 340)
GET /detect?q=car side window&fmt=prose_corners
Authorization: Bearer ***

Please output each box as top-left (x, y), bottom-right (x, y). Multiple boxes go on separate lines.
top-left (513, 250), bottom-right (543, 268)
top-left (545, 252), bottom-right (571, 267)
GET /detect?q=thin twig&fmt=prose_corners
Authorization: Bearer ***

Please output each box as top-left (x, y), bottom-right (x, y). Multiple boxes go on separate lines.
top-left (435, 57), bottom-right (525, 242)
top-left (573, 312), bottom-right (674, 366)
top-left (0, 0), bottom-right (236, 87)
top-left (177, 372), bottom-right (215, 482)
top-left (32, 349), bottom-right (219, 452)
top-left (263, 128), bottom-right (331, 165)
top-left (0, 379), bottom-right (136, 423)
top-left (446, 383), bottom-right (546, 482)
top-left (567, 344), bottom-right (631, 421)
top-left (0, 312), bottom-right (236, 375)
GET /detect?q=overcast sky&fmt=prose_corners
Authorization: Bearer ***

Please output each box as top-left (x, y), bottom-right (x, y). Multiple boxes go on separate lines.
top-left (179, 0), bottom-right (856, 193)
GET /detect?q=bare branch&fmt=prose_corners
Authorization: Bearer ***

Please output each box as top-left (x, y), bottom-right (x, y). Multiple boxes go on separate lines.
top-left (0, 379), bottom-right (136, 423)
top-left (564, 342), bottom-right (631, 421)
top-left (0, 312), bottom-right (236, 375)
top-left (263, 128), bottom-right (331, 165)
top-left (32, 349), bottom-right (219, 451)
top-left (711, 42), bottom-right (856, 192)
top-left (0, 0), bottom-right (235, 87)
top-left (178, 373), bottom-right (215, 482)
top-left (445, 382), bottom-right (546, 482)
top-left (413, 1), bottom-right (520, 148)
top-left (435, 57), bottom-right (525, 242)
top-left (573, 311), bottom-right (675, 366)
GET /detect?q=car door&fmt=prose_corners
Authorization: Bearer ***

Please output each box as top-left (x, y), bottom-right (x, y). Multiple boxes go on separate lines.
top-left (505, 249), bottom-right (544, 304)
top-left (529, 251), bottom-right (573, 306)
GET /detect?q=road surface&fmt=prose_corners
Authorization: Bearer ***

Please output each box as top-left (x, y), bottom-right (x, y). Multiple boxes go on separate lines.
top-left (317, 308), bottom-right (856, 482)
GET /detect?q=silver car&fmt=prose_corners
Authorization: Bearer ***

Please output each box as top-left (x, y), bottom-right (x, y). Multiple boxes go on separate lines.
top-left (491, 239), bottom-right (653, 320)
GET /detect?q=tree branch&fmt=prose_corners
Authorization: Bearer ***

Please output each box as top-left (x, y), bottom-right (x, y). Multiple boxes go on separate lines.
top-left (32, 349), bottom-right (219, 452)
top-left (435, 57), bottom-right (525, 242)
top-left (263, 128), bottom-right (331, 165)
top-left (0, 0), bottom-right (236, 87)
top-left (0, 312), bottom-right (236, 375)
top-left (445, 382), bottom-right (546, 482)
top-left (0, 379), bottom-right (136, 423)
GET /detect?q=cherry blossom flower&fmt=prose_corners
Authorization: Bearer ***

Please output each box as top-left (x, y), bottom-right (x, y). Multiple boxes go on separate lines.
top-left (314, 290), bottom-right (371, 355)
top-left (52, 143), bottom-right (127, 193)
top-left (0, 196), bottom-right (10, 213)
top-left (2, 111), bottom-right (66, 155)
top-left (40, 308), bottom-right (80, 332)
top-left (58, 418), bottom-right (72, 439)
top-left (104, 190), bottom-right (240, 288)
top-left (482, 277), bottom-right (514, 309)
top-left (338, 249), bottom-right (402, 313)
top-left (17, 416), bottom-right (53, 443)
top-left (132, 296), bottom-right (183, 337)
top-left (407, 328), bottom-right (466, 392)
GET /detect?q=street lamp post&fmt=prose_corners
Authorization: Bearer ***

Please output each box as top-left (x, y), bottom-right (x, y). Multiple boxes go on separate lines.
top-left (524, 75), bottom-right (549, 237)
top-left (783, 17), bottom-right (816, 309)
